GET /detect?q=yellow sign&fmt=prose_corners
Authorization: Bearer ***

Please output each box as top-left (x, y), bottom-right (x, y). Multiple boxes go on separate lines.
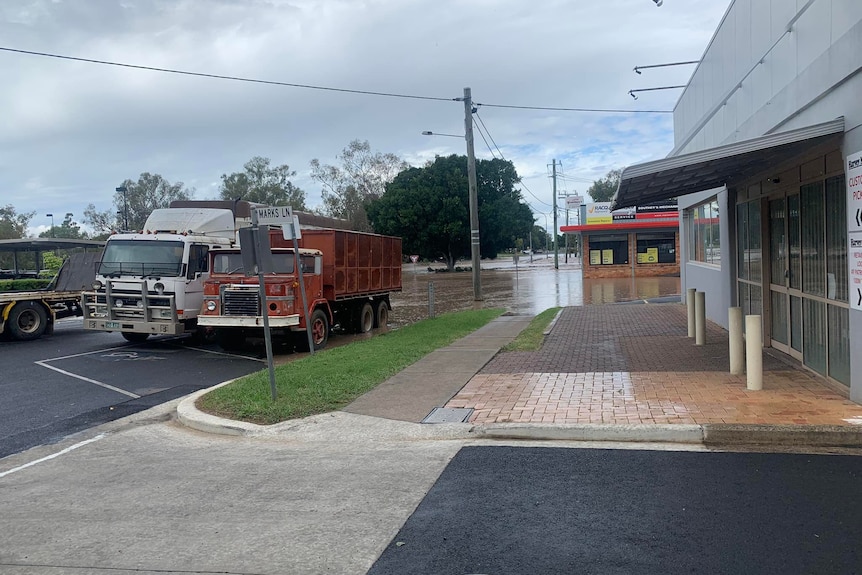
top-left (602, 249), bottom-right (614, 265)
top-left (638, 247), bottom-right (659, 264)
top-left (590, 250), bottom-right (601, 265)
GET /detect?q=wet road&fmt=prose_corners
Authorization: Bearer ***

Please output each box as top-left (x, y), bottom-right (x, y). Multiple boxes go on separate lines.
top-left (391, 257), bottom-right (681, 327)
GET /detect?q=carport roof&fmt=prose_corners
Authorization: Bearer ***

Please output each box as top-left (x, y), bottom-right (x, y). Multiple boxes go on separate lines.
top-left (612, 117), bottom-right (845, 209)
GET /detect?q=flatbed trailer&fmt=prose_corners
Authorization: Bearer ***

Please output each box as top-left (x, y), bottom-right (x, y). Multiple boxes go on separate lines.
top-left (0, 251), bottom-right (100, 341)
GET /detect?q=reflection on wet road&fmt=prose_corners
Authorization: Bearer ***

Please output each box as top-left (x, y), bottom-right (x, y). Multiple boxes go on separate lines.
top-left (391, 257), bottom-right (681, 327)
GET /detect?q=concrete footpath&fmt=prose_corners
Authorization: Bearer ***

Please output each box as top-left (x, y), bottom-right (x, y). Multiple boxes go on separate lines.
top-left (179, 304), bottom-right (862, 448)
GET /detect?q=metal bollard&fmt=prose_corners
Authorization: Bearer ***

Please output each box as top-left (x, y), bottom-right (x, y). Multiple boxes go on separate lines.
top-left (695, 291), bottom-right (706, 346)
top-left (686, 288), bottom-right (696, 338)
top-left (428, 281), bottom-right (435, 318)
top-left (745, 315), bottom-right (763, 390)
top-left (728, 307), bottom-right (744, 375)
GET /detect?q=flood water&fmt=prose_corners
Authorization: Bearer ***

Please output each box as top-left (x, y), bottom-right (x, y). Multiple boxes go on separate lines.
top-left (390, 256), bottom-right (681, 327)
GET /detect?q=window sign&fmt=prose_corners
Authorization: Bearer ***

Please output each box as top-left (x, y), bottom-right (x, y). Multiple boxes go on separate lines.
top-left (847, 150), bottom-right (862, 310)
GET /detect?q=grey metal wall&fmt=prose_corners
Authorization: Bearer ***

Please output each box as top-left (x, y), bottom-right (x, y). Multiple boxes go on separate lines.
top-left (674, 0), bottom-right (862, 154)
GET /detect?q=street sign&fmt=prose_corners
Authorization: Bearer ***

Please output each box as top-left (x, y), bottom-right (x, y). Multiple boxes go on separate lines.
top-left (847, 151), bottom-right (862, 311)
top-left (410, 255), bottom-right (419, 263)
top-left (281, 215), bottom-right (302, 240)
top-left (254, 206), bottom-right (294, 226)
top-left (566, 195), bottom-right (584, 209)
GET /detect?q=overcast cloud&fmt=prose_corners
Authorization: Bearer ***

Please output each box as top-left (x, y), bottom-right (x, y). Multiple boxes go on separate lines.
top-left (0, 0), bottom-right (729, 236)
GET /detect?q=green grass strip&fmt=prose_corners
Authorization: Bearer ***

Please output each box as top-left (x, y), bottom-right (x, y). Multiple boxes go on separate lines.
top-left (502, 307), bottom-right (560, 352)
top-left (198, 308), bottom-right (505, 424)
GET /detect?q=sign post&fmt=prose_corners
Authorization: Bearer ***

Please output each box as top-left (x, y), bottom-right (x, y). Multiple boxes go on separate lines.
top-left (255, 206), bottom-right (314, 354)
top-left (249, 209), bottom-right (278, 400)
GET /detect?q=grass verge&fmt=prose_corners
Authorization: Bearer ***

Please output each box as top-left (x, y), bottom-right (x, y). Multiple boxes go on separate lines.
top-left (198, 308), bottom-right (505, 424)
top-left (501, 307), bottom-right (561, 352)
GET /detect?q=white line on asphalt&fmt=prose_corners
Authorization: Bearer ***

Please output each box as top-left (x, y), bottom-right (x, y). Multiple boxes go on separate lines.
top-left (167, 342), bottom-right (267, 362)
top-left (0, 434), bottom-right (105, 479)
top-left (38, 344), bottom-right (131, 363)
top-left (35, 361), bottom-right (141, 399)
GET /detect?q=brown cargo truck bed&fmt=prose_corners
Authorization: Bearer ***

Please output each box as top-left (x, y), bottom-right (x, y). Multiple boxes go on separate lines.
top-left (293, 229), bottom-right (402, 301)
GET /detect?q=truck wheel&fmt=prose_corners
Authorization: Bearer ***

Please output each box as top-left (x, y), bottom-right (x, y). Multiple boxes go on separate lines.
top-left (374, 300), bottom-right (389, 328)
top-left (357, 302), bottom-right (374, 333)
top-left (122, 332), bottom-right (150, 343)
top-left (309, 308), bottom-right (330, 350)
top-left (8, 301), bottom-right (49, 341)
top-left (216, 329), bottom-right (246, 351)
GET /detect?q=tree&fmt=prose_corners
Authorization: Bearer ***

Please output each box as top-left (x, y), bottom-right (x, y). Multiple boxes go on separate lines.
top-left (39, 213), bottom-right (88, 239)
top-left (310, 140), bottom-right (409, 231)
top-left (367, 155), bottom-right (534, 270)
top-left (219, 156), bottom-right (307, 210)
top-left (0, 204), bottom-right (34, 239)
top-left (586, 168), bottom-right (622, 202)
top-left (83, 173), bottom-right (194, 233)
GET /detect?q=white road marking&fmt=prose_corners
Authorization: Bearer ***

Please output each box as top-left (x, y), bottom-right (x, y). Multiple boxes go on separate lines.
top-left (35, 361), bottom-right (140, 398)
top-left (0, 434), bottom-right (105, 479)
top-left (168, 343), bottom-right (267, 362)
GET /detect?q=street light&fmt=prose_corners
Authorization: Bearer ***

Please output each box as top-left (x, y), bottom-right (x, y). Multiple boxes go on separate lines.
top-left (421, 131), bottom-right (464, 139)
top-left (46, 213), bottom-right (54, 237)
top-left (116, 185), bottom-right (128, 230)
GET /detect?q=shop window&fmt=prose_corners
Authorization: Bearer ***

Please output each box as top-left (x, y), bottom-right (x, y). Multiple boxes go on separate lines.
top-left (736, 200), bottom-right (761, 281)
top-left (685, 198), bottom-right (720, 265)
top-left (588, 234), bottom-right (628, 265)
top-left (637, 233), bottom-right (675, 264)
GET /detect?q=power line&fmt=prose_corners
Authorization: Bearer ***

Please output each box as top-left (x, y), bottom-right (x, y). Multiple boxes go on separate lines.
top-left (0, 46), bottom-right (457, 104)
top-left (472, 118), bottom-right (498, 159)
top-left (474, 111), bottom-right (505, 158)
top-left (1, 46), bottom-right (675, 114)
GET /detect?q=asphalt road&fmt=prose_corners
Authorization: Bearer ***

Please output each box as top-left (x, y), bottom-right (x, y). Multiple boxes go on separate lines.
top-left (369, 446), bottom-right (862, 575)
top-left (0, 318), bottom-right (266, 458)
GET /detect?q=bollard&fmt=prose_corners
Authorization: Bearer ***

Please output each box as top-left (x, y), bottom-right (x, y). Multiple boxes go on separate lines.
top-left (428, 281), bottom-right (435, 318)
top-left (695, 291), bottom-right (706, 346)
top-left (686, 288), bottom-right (696, 338)
top-left (728, 307), bottom-right (744, 375)
top-left (745, 314), bottom-right (763, 390)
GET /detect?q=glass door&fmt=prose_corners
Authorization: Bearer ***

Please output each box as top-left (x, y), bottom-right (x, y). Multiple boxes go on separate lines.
top-left (768, 194), bottom-right (802, 360)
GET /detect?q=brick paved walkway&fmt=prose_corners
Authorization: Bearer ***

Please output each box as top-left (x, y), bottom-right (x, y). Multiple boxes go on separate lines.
top-left (445, 305), bottom-right (862, 426)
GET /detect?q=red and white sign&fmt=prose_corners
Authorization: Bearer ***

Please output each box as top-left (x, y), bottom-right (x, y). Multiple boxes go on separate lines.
top-left (410, 255), bottom-right (419, 264)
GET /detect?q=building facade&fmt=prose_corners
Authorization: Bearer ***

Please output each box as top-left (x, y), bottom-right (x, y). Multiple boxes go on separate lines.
top-left (614, 0), bottom-right (862, 401)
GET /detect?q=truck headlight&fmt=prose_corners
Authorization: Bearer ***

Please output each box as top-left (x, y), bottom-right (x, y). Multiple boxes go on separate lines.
top-left (154, 282), bottom-right (165, 295)
top-left (115, 299), bottom-right (124, 308)
top-left (92, 280), bottom-right (103, 291)
top-left (206, 301), bottom-right (217, 311)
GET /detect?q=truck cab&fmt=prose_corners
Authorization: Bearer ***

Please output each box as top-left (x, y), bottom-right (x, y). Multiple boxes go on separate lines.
top-left (82, 208), bottom-right (237, 342)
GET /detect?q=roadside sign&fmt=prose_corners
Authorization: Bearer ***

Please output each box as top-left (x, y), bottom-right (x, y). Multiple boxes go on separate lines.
top-left (254, 205), bottom-right (293, 226)
top-left (281, 215), bottom-right (302, 240)
top-left (566, 195), bottom-right (584, 209)
top-left (410, 255), bottom-right (419, 263)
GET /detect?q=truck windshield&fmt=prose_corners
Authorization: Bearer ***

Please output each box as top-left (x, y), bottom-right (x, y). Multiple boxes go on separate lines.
top-left (212, 252), bottom-right (306, 274)
top-left (99, 240), bottom-right (185, 278)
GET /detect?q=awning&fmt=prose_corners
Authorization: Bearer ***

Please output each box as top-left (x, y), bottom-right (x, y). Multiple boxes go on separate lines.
top-left (612, 117), bottom-right (845, 209)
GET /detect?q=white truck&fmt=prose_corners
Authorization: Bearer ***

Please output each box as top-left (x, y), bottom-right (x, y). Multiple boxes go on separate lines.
top-left (82, 204), bottom-right (246, 342)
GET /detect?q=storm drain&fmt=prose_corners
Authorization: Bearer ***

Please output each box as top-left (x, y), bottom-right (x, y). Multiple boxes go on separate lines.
top-left (421, 407), bottom-right (473, 424)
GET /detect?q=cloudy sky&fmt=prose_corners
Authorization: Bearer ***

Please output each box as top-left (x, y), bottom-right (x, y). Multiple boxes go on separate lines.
top-left (1, 0), bottom-right (729, 236)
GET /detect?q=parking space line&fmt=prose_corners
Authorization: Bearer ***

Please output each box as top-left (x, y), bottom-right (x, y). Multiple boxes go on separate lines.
top-left (166, 343), bottom-right (267, 362)
top-left (0, 434), bottom-right (105, 479)
top-left (35, 361), bottom-right (140, 399)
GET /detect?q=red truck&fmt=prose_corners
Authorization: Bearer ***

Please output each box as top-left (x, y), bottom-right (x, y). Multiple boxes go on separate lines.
top-left (197, 228), bottom-right (402, 351)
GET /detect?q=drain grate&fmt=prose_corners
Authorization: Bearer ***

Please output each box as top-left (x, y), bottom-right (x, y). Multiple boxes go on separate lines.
top-left (421, 407), bottom-right (474, 424)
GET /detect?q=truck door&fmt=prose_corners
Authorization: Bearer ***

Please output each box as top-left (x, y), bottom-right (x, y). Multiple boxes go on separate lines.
top-left (184, 244), bottom-right (209, 316)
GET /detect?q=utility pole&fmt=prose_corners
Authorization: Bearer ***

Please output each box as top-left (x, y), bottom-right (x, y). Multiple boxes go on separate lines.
top-left (552, 159), bottom-right (559, 270)
top-left (463, 87), bottom-right (482, 301)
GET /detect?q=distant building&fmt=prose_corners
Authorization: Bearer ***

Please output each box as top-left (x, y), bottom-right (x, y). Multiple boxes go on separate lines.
top-left (561, 202), bottom-right (680, 279)
top-left (613, 2), bottom-right (862, 401)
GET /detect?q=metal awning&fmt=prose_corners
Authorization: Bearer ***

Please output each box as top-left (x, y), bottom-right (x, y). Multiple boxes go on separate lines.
top-left (612, 117), bottom-right (845, 209)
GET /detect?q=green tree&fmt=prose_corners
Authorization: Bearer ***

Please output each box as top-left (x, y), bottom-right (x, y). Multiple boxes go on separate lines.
top-left (367, 155), bottom-right (533, 270)
top-left (39, 213), bottom-right (88, 239)
top-left (219, 156), bottom-right (307, 210)
top-left (310, 140), bottom-right (409, 231)
top-left (0, 204), bottom-right (34, 239)
top-left (586, 168), bottom-right (622, 202)
top-left (83, 173), bottom-right (194, 233)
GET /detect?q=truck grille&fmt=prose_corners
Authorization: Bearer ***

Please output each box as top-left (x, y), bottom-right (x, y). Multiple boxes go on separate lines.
top-left (223, 288), bottom-right (260, 316)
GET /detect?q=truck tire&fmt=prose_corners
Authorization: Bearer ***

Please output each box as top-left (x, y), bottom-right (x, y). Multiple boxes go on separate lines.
top-left (302, 308), bottom-right (329, 351)
top-left (122, 332), bottom-right (150, 343)
top-left (216, 329), bottom-right (246, 351)
top-left (357, 302), bottom-right (374, 333)
top-left (374, 300), bottom-right (389, 329)
top-left (7, 301), bottom-right (49, 341)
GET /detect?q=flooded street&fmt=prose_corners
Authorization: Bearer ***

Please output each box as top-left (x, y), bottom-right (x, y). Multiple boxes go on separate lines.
top-left (390, 256), bottom-right (681, 327)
